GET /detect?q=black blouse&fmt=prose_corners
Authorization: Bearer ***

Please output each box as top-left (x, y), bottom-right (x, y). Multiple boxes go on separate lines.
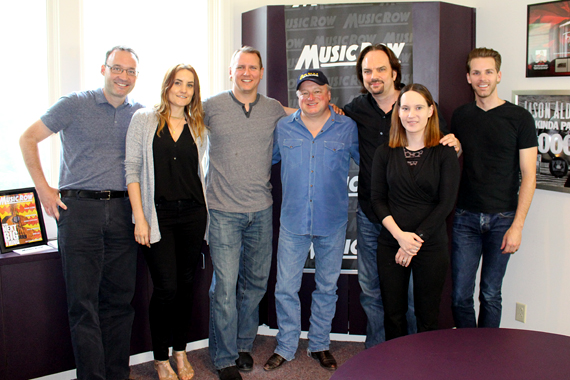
top-left (370, 143), bottom-right (460, 245)
top-left (153, 123), bottom-right (204, 204)
top-left (343, 92), bottom-right (449, 224)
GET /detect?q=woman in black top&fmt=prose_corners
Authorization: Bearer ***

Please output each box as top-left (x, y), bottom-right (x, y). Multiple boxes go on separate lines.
top-left (126, 64), bottom-right (208, 380)
top-left (370, 84), bottom-right (460, 340)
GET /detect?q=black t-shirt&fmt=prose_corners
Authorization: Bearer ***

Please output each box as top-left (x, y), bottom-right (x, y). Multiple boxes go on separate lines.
top-left (344, 92), bottom-right (448, 223)
top-left (153, 123), bottom-right (204, 204)
top-left (451, 101), bottom-right (537, 213)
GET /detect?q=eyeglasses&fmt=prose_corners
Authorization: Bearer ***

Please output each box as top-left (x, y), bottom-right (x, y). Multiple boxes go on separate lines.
top-left (106, 65), bottom-right (138, 77)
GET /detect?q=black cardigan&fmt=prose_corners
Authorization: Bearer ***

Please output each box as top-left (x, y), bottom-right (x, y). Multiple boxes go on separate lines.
top-left (370, 143), bottom-right (460, 247)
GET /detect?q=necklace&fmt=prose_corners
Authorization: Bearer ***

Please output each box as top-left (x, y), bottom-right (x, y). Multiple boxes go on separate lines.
top-left (168, 116), bottom-right (185, 134)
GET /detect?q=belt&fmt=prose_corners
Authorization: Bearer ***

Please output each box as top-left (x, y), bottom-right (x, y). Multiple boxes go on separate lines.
top-left (155, 199), bottom-right (201, 209)
top-left (60, 190), bottom-right (129, 200)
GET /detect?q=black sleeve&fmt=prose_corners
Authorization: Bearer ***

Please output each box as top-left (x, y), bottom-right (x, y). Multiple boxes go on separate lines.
top-left (517, 108), bottom-right (538, 149)
top-left (435, 102), bottom-right (449, 135)
top-left (343, 99), bottom-right (356, 120)
top-left (450, 108), bottom-right (460, 135)
top-left (415, 146), bottom-right (461, 240)
top-left (370, 144), bottom-right (392, 223)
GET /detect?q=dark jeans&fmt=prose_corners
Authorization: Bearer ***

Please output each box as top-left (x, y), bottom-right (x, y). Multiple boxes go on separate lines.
top-left (377, 241), bottom-right (449, 341)
top-left (143, 200), bottom-right (207, 360)
top-left (58, 196), bottom-right (137, 380)
top-left (451, 209), bottom-right (514, 328)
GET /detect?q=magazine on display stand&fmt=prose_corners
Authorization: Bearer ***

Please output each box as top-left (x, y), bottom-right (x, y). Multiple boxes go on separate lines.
top-left (0, 187), bottom-right (53, 254)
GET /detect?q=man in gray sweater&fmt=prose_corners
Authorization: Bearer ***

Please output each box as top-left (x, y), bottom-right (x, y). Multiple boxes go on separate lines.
top-left (204, 46), bottom-right (286, 380)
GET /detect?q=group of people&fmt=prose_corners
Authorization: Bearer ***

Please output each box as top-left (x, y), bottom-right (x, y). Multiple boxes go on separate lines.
top-left (18, 42), bottom-right (536, 380)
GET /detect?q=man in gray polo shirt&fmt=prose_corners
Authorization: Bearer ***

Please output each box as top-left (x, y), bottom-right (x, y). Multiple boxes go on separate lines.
top-left (20, 46), bottom-right (143, 380)
top-left (204, 46), bottom-right (286, 380)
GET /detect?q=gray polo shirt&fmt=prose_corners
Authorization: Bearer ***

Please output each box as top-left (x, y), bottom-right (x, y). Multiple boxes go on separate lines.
top-left (204, 91), bottom-right (286, 213)
top-left (41, 88), bottom-right (143, 191)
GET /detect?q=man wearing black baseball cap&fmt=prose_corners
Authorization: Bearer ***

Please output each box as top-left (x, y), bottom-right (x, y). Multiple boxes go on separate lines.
top-left (296, 69), bottom-right (329, 89)
top-left (264, 69), bottom-right (359, 372)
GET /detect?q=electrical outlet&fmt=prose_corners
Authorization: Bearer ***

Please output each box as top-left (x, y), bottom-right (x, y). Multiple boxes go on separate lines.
top-left (516, 302), bottom-right (527, 323)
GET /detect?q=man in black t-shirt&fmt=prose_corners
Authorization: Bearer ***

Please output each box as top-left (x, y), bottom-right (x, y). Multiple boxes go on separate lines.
top-left (343, 44), bottom-right (459, 348)
top-left (450, 48), bottom-right (538, 329)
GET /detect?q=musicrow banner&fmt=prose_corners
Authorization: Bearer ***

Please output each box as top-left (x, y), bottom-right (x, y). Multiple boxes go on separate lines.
top-left (283, 3), bottom-right (413, 271)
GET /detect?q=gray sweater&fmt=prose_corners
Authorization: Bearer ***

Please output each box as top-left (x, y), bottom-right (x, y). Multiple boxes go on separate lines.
top-left (204, 91), bottom-right (286, 213)
top-left (125, 108), bottom-right (210, 244)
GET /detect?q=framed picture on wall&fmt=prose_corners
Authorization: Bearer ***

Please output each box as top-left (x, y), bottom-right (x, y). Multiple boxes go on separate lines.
top-left (513, 90), bottom-right (570, 193)
top-left (0, 187), bottom-right (49, 253)
top-left (527, 1), bottom-right (570, 77)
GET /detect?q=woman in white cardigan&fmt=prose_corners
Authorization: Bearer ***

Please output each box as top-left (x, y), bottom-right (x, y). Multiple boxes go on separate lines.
top-left (125, 64), bottom-right (208, 380)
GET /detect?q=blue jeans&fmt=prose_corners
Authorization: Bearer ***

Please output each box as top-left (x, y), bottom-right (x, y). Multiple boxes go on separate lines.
top-left (274, 225), bottom-right (346, 361)
top-left (208, 206), bottom-right (273, 370)
top-left (58, 196), bottom-right (137, 380)
top-left (451, 209), bottom-right (514, 328)
top-left (356, 206), bottom-right (416, 348)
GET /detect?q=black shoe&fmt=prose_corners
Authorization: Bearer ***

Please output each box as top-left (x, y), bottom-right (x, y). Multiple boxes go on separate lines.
top-left (263, 353), bottom-right (287, 371)
top-left (310, 350), bottom-right (337, 371)
top-left (218, 365), bottom-right (243, 380)
top-left (235, 352), bottom-right (253, 372)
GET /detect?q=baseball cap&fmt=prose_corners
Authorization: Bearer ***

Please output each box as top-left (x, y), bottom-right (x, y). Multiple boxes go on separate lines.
top-left (296, 69), bottom-right (329, 90)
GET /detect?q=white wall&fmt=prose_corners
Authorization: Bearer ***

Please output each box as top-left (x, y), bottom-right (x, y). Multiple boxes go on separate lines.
top-left (473, 0), bottom-right (570, 336)
top-left (224, 0), bottom-right (570, 336)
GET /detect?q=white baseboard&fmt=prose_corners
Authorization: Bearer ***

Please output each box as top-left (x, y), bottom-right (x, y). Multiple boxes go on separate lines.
top-left (257, 324), bottom-right (366, 342)
top-left (31, 369), bottom-right (77, 380)
top-left (31, 339), bottom-right (209, 380)
top-left (32, 328), bottom-right (363, 379)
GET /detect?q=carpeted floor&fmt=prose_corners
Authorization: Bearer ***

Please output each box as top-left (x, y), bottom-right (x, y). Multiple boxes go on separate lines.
top-left (129, 335), bottom-right (364, 380)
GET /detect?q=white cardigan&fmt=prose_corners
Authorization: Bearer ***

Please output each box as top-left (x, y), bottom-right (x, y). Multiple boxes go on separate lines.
top-left (125, 107), bottom-right (209, 244)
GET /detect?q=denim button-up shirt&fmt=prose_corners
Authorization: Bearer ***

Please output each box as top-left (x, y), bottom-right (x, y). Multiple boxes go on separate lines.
top-left (273, 106), bottom-right (359, 236)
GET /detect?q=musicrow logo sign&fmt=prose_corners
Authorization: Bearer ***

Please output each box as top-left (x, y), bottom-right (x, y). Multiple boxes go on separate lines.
top-left (294, 42), bottom-right (406, 70)
top-left (347, 175), bottom-right (358, 197)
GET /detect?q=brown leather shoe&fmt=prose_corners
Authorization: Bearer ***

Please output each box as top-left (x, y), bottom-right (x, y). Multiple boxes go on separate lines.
top-left (263, 353), bottom-right (287, 371)
top-left (310, 350), bottom-right (337, 371)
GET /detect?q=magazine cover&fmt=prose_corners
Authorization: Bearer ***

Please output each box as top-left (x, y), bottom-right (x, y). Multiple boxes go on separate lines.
top-left (1, 191), bottom-right (44, 248)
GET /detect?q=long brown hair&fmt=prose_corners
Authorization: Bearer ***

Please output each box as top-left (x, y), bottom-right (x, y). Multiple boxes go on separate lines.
top-left (389, 83), bottom-right (441, 148)
top-left (155, 64), bottom-right (205, 140)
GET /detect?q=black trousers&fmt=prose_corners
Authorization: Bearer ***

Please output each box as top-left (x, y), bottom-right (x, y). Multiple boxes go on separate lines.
top-left (143, 200), bottom-right (207, 360)
top-left (58, 196), bottom-right (137, 380)
top-left (377, 241), bottom-right (449, 341)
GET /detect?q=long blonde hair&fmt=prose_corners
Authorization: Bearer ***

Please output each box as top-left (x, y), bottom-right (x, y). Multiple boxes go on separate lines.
top-left (155, 64), bottom-right (205, 140)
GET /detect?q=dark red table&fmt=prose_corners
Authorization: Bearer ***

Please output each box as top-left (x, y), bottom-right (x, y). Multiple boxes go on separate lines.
top-left (332, 328), bottom-right (570, 379)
